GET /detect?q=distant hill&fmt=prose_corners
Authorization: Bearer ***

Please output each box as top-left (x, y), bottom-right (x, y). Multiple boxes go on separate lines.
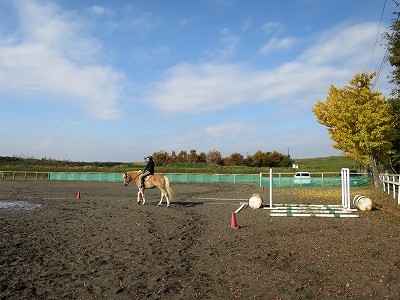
top-left (293, 156), bottom-right (363, 173)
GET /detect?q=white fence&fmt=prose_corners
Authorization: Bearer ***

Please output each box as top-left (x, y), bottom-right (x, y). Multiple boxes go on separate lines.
top-left (380, 173), bottom-right (400, 205)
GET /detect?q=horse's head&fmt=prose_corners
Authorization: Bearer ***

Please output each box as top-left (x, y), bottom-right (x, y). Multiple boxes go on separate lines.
top-left (123, 173), bottom-right (131, 186)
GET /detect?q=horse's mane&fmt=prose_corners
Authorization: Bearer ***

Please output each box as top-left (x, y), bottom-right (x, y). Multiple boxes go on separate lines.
top-left (125, 170), bottom-right (141, 180)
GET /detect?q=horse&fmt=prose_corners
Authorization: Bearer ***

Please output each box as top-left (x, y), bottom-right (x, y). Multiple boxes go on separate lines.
top-left (123, 171), bottom-right (174, 207)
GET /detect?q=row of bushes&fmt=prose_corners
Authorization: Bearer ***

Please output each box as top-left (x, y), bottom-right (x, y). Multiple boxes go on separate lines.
top-left (152, 149), bottom-right (293, 168)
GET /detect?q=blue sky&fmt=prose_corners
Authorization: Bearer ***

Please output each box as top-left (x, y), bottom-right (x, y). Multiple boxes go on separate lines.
top-left (0, 0), bottom-right (396, 162)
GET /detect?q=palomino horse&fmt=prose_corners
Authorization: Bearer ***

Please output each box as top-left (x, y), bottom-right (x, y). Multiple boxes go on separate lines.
top-left (123, 171), bottom-right (174, 207)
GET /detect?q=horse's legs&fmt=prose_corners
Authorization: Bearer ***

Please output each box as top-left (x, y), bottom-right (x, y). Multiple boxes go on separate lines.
top-left (158, 189), bottom-right (170, 207)
top-left (141, 190), bottom-right (146, 205)
top-left (137, 190), bottom-right (146, 205)
top-left (158, 193), bottom-right (163, 206)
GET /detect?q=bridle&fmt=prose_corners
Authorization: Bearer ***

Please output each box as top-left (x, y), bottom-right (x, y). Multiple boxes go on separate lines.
top-left (123, 173), bottom-right (131, 186)
top-left (123, 171), bottom-right (142, 186)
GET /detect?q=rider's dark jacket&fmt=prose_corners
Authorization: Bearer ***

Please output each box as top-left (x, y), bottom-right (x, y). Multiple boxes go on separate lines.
top-left (144, 159), bottom-right (155, 174)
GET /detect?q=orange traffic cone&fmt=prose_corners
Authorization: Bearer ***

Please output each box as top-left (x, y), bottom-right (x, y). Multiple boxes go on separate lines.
top-left (76, 191), bottom-right (81, 199)
top-left (230, 212), bottom-right (239, 229)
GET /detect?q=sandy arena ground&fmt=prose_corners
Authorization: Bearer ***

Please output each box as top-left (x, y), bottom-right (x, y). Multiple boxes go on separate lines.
top-left (1, 180), bottom-right (399, 299)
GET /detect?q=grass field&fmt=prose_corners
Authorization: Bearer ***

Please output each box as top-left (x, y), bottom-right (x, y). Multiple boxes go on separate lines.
top-left (0, 155), bottom-right (361, 174)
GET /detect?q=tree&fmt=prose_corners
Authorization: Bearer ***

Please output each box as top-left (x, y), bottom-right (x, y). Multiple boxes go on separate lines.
top-left (265, 151), bottom-right (285, 167)
top-left (170, 150), bottom-right (177, 163)
top-left (206, 149), bottom-right (223, 165)
top-left (198, 152), bottom-right (207, 163)
top-left (313, 72), bottom-right (394, 187)
top-left (388, 100), bottom-right (400, 172)
top-left (384, 9), bottom-right (400, 172)
top-left (385, 9), bottom-right (400, 98)
top-left (152, 150), bottom-right (171, 166)
top-left (187, 149), bottom-right (200, 163)
top-left (242, 153), bottom-right (253, 166)
top-left (176, 150), bottom-right (188, 163)
top-left (280, 155), bottom-right (293, 168)
top-left (225, 152), bottom-right (244, 166)
top-left (251, 150), bottom-right (265, 167)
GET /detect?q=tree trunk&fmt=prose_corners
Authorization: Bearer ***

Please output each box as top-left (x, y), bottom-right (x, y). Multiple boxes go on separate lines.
top-left (370, 156), bottom-right (382, 188)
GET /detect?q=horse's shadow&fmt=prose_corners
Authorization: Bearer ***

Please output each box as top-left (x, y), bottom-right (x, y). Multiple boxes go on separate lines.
top-left (171, 201), bottom-right (207, 207)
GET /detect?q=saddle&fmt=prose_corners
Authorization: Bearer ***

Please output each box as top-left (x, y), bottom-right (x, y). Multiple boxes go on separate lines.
top-left (140, 174), bottom-right (153, 189)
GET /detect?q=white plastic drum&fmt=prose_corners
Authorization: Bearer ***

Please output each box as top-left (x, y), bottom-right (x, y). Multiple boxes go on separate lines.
top-left (248, 194), bottom-right (263, 209)
top-left (353, 195), bottom-right (373, 211)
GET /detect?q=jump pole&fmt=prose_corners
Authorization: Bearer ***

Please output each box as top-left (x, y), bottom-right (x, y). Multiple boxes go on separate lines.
top-left (269, 168), bottom-right (273, 208)
top-left (265, 167), bottom-right (358, 217)
top-left (341, 168), bottom-right (351, 210)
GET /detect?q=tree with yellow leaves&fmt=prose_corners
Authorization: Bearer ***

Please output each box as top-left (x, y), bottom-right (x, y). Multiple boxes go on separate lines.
top-left (313, 72), bottom-right (394, 187)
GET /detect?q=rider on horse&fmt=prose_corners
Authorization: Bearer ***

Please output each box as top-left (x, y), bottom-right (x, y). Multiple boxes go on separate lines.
top-left (140, 155), bottom-right (155, 189)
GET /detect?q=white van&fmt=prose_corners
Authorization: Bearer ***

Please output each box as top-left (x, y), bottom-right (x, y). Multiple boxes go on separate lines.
top-left (294, 172), bottom-right (311, 184)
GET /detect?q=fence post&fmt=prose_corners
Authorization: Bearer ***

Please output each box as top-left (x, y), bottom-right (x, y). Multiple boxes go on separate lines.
top-left (382, 174), bottom-right (386, 192)
top-left (398, 176), bottom-right (400, 205)
top-left (269, 168), bottom-right (273, 208)
top-left (387, 174), bottom-right (390, 195)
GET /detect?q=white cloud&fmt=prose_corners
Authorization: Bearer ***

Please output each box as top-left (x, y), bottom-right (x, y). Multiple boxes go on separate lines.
top-left (131, 45), bottom-right (170, 62)
top-left (205, 122), bottom-right (256, 138)
top-left (146, 61), bottom-right (344, 113)
top-left (258, 37), bottom-right (295, 55)
top-left (213, 27), bottom-right (239, 60)
top-left (0, 0), bottom-right (125, 120)
top-left (88, 5), bottom-right (113, 16)
top-left (146, 21), bottom-right (388, 114)
top-left (300, 22), bottom-right (383, 66)
top-left (261, 22), bottom-right (284, 35)
top-left (147, 63), bottom-right (254, 113)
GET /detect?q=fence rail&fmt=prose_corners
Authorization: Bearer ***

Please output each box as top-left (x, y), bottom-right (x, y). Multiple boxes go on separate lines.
top-left (380, 173), bottom-right (400, 205)
top-left (1, 171), bottom-right (48, 180)
top-left (47, 172), bottom-right (371, 187)
top-left (0, 171), bottom-right (372, 188)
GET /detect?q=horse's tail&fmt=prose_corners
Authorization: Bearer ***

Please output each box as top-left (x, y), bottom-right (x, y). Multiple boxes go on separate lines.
top-left (164, 176), bottom-right (175, 200)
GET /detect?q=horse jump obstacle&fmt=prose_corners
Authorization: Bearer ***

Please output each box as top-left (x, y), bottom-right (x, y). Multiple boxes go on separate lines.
top-left (265, 168), bottom-right (359, 218)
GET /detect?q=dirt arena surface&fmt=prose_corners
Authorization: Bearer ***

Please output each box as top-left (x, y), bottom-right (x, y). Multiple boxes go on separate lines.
top-left (1, 180), bottom-right (399, 299)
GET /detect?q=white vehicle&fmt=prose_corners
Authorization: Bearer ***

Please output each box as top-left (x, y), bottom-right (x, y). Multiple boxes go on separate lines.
top-left (294, 172), bottom-right (311, 184)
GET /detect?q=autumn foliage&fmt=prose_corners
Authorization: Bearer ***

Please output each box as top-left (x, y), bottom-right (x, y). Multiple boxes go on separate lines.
top-left (313, 72), bottom-right (394, 187)
top-left (152, 149), bottom-right (293, 168)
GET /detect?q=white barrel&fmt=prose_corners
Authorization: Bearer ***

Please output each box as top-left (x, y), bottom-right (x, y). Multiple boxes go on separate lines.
top-left (353, 195), bottom-right (372, 211)
top-left (248, 194), bottom-right (263, 209)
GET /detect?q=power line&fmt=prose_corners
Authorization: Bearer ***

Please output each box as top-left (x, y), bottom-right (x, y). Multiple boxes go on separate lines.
top-left (369, 0), bottom-right (387, 73)
top-left (374, 12), bottom-right (400, 85)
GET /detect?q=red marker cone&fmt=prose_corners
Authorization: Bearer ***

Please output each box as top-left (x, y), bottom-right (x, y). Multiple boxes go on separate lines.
top-left (230, 212), bottom-right (239, 229)
top-left (76, 191), bottom-right (81, 199)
